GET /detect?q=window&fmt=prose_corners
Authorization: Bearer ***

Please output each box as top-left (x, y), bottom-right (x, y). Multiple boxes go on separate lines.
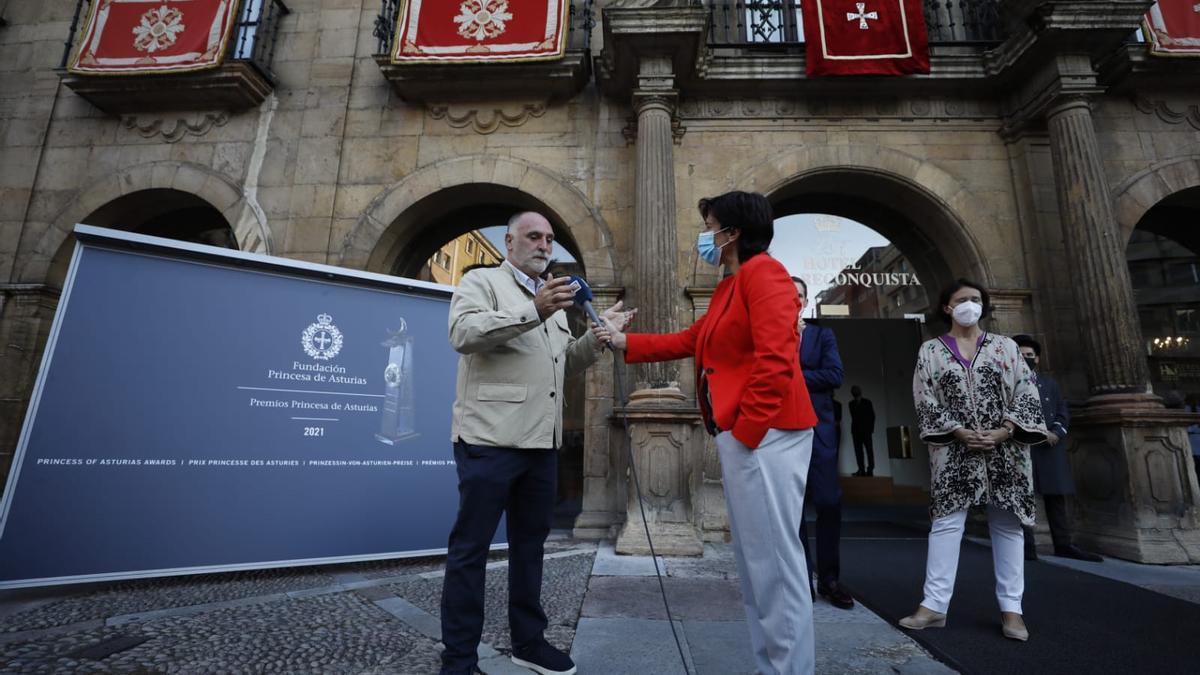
top-left (1166, 261), bottom-right (1199, 287)
top-left (466, 239), bottom-right (475, 254)
top-left (1177, 308), bottom-right (1199, 334)
top-left (744, 2), bottom-right (804, 43)
top-left (1127, 261), bottom-right (1161, 288)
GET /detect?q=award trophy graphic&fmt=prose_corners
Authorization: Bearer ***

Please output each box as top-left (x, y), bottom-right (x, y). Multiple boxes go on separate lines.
top-left (376, 319), bottom-right (418, 445)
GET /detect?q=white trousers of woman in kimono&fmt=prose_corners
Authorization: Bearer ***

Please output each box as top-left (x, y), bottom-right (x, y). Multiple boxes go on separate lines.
top-left (921, 505), bottom-right (1025, 614)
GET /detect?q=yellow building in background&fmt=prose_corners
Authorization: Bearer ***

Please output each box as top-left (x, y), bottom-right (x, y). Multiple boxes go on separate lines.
top-left (423, 231), bottom-right (503, 287)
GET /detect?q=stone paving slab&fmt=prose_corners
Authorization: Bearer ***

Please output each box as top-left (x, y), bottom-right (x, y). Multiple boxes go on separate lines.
top-left (580, 576), bottom-right (745, 622)
top-left (812, 622), bottom-right (955, 674)
top-left (590, 541), bottom-right (665, 577)
top-left (1042, 554), bottom-right (1200, 589)
top-left (678, 620), bottom-right (754, 675)
top-left (570, 617), bottom-right (694, 675)
top-left (811, 598), bottom-right (891, 625)
top-left (663, 543), bottom-right (739, 580)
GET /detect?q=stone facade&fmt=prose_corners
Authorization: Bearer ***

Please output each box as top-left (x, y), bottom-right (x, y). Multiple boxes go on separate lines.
top-left (1, 0), bottom-right (1199, 561)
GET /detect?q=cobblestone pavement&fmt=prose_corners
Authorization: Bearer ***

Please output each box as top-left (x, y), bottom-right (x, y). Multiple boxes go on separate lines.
top-left (0, 535), bottom-right (595, 674)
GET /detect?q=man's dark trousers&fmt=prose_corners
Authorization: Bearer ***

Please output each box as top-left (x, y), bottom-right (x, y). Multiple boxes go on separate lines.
top-left (440, 441), bottom-right (556, 674)
top-left (852, 431), bottom-right (874, 474)
top-left (799, 440), bottom-right (841, 587)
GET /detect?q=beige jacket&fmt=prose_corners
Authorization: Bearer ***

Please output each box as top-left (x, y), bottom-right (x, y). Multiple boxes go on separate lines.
top-left (449, 263), bottom-right (600, 449)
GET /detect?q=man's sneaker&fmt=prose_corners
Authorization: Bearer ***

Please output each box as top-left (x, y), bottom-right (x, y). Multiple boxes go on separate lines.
top-left (511, 641), bottom-right (577, 675)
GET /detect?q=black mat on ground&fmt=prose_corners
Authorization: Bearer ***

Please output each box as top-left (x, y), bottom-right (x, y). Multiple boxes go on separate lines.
top-left (836, 522), bottom-right (1199, 674)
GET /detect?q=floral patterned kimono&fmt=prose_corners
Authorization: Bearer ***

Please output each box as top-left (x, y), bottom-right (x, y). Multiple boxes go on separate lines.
top-left (913, 333), bottom-right (1047, 526)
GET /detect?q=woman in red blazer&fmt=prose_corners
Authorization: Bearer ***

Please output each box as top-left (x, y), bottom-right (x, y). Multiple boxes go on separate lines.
top-left (607, 191), bottom-right (818, 675)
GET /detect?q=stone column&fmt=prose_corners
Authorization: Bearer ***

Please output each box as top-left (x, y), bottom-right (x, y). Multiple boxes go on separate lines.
top-left (1044, 93), bottom-right (1200, 562)
top-left (573, 287), bottom-right (623, 540)
top-left (630, 56), bottom-right (681, 392)
top-left (1045, 95), bottom-right (1149, 397)
top-left (613, 57), bottom-right (703, 555)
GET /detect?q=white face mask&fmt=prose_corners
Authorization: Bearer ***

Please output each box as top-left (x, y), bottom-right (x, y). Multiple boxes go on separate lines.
top-left (951, 301), bottom-right (983, 327)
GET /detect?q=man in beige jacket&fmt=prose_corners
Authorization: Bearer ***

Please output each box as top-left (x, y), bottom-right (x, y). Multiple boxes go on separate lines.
top-left (439, 211), bottom-right (625, 675)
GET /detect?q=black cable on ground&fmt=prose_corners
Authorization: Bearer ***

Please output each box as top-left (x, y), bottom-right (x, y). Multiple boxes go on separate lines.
top-left (612, 355), bottom-right (692, 675)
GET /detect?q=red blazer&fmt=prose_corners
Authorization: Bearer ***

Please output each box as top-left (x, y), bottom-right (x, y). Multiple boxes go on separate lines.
top-left (625, 254), bottom-right (817, 448)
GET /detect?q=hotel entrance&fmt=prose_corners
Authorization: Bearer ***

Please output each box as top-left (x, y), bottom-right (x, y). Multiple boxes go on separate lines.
top-left (772, 212), bottom-right (941, 508)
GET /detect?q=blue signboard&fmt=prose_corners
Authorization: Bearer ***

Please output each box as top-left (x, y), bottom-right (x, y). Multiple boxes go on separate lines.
top-left (0, 226), bottom-right (496, 588)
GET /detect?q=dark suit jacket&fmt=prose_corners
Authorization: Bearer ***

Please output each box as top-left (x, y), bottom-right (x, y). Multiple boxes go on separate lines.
top-left (625, 254), bottom-right (817, 448)
top-left (848, 397), bottom-right (875, 435)
top-left (800, 321), bottom-right (844, 455)
top-left (1031, 372), bottom-right (1073, 495)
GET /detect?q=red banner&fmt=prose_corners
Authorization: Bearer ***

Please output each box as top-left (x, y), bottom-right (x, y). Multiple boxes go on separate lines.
top-left (802, 0), bottom-right (930, 76)
top-left (391, 0), bottom-right (567, 64)
top-left (1144, 0), bottom-right (1200, 56)
top-left (69, 0), bottom-right (240, 75)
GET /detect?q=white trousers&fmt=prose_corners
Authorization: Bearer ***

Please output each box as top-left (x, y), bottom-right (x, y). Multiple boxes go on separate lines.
top-left (716, 428), bottom-right (815, 675)
top-left (920, 505), bottom-right (1025, 614)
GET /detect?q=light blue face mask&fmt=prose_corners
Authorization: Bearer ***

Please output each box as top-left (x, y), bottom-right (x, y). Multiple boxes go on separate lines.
top-left (697, 229), bottom-right (729, 266)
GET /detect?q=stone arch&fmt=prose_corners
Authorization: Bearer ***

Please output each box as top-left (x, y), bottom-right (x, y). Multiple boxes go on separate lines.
top-left (736, 145), bottom-right (995, 307)
top-left (19, 161), bottom-right (272, 286)
top-left (1112, 155), bottom-right (1200, 243)
top-left (339, 155), bottom-right (618, 286)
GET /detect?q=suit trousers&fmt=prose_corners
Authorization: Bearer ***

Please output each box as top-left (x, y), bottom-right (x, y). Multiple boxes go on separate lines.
top-left (852, 431), bottom-right (875, 473)
top-left (1023, 493), bottom-right (1074, 552)
top-left (920, 506), bottom-right (1024, 614)
top-left (799, 437), bottom-right (842, 587)
top-left (717, 428), bottom-right (815, 675)
top-left (440, 441), bottom-right (556, 674)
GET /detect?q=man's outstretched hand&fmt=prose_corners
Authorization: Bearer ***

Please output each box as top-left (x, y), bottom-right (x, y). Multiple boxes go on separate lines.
top-left (534, 273), bottom-right (578, 321)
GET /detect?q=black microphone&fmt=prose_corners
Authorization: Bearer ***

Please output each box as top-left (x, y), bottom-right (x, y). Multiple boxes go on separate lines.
top-left (568, 275), bottom-right (611, 349)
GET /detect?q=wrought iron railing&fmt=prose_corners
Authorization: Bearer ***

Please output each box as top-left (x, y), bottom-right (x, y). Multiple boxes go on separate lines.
top-left (374, 0), bottom-right (595, 56)
top-left (60, 0), bottom-right (291, 80)
top-left (706, 0), bottom-right (1004, 46)
top-left (229, 0), bottom-right (291, 82)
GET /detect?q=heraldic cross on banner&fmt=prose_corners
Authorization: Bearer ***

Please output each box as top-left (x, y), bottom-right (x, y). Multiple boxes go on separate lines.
top-left (391, 0), bottom-right (569, 64)
top-left (802, 0), bottom-right (931, 76)
top-left (69, 0), bottom-right (241, 75)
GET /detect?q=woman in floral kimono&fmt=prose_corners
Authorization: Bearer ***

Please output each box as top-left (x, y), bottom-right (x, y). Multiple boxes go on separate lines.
top-left (899, 279), bottom-right (1046, 642)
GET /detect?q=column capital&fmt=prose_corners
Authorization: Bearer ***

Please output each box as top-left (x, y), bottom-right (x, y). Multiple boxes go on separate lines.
top-left (625, 89), bottom-right (686, 144)
top-left (632, 88), bottom-right (678, 115)
top-left (1045, 91), bottom-right (1096, 119)
top-left (1001, 53), bottom-right (1104, 138)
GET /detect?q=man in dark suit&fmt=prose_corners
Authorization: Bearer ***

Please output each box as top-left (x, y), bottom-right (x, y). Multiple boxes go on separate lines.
top-left (847, 385), bottom-right (876, 476)
top-left (1014, 335), bottom-right (1103, 563)
top-left (793, 277), bottom-right (854, 609)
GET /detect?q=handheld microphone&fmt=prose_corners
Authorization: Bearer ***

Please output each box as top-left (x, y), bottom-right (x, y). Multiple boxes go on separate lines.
top-left (568, 275), bottom-right (612, 350)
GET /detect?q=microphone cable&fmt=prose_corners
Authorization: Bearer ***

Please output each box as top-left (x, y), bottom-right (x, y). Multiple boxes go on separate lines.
top-left (610, 344), bottom-right (693, 675)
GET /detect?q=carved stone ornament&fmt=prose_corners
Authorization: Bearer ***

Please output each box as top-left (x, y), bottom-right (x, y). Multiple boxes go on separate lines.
top-left (121, 112), bottom-right (230, 143)
top-left (1133, 96), bottom-right (1200, 131)
top-left (674, 97), bottom-right (997, 121)
top-left (427, 102), bottom-right (547, 134)
top-left (622, 112), bottom-right (687, 145)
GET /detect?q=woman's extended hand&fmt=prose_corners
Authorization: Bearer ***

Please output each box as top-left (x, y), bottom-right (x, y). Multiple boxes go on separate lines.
top-left (595, 301), bottom-right (633, 349)
top-left (602, 300), bottom-right (636, 332)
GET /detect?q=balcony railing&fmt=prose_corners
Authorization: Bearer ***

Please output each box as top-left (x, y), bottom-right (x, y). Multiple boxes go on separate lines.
top-left (706, 0), bottom-right (1004, 46)
top-left (60, 0), bottom-right (290, 83)
top-left (374, 0), bottom-right (594, 56)
top-left (229, 0), bottom-right (291, 83)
